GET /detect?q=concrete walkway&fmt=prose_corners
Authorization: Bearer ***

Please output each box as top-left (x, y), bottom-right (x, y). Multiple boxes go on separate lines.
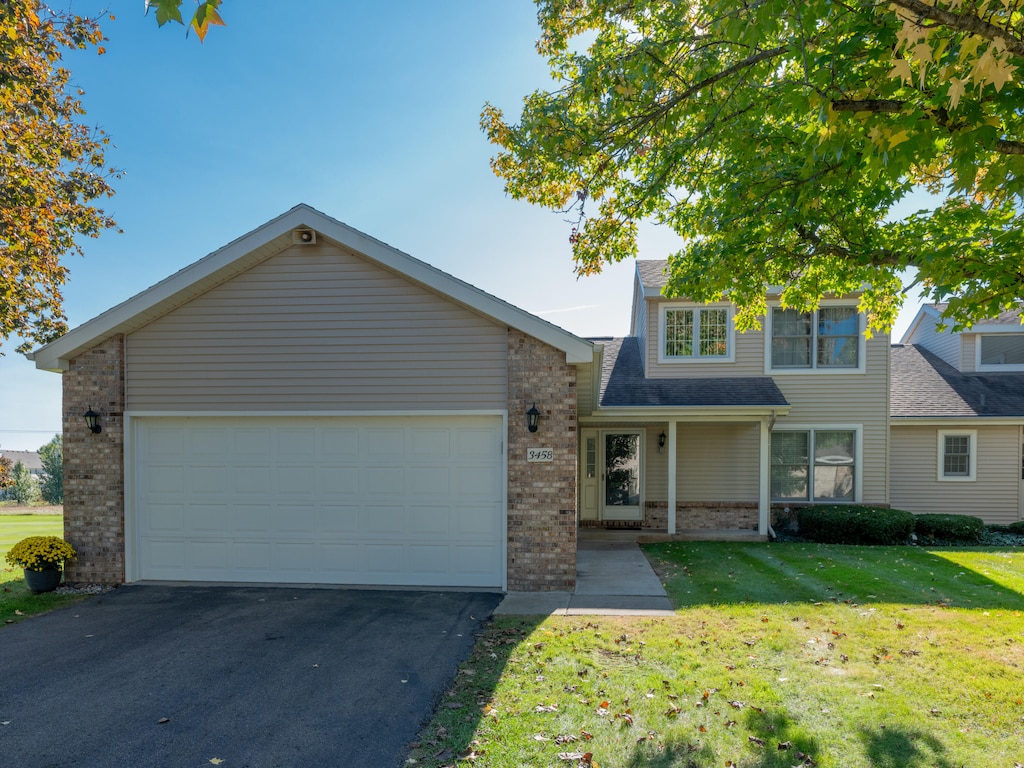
top-left (495, 537), bottom-right (674, 616)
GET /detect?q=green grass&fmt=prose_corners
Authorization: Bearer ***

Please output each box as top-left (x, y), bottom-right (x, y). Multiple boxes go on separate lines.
top-left (1, 515), bottom-right (86, 626)
top-left (409, 542), bottom-right (1024, 768)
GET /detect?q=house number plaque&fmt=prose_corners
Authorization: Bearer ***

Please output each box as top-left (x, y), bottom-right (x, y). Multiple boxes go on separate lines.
top-left (527, 448), bottom-right (554, 462)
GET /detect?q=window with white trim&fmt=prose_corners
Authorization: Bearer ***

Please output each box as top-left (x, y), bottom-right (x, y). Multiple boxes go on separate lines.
top-left (770, 306), bottom-right (860, 369)
top-left (977, 335), bottom-right (1024, 369)
top-left (661, 305), bottom-right (732, 361)
top-left (771, 429), bottom-right (856, 502)
top-left (938, 430), bottom-right (976, 481)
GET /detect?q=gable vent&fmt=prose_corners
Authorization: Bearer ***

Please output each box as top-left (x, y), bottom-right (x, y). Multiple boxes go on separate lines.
top-left (292, 228), bottom-right (316, 245)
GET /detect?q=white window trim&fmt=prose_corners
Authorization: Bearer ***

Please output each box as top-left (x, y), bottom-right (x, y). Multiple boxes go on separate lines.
top-left (765, 300), bottom-right (866, 374)
top-left (937, 429), bottom-right (977, 482)
top-left (974, 334), bottom-right (1024, 372)
top-left (658, 302), bottom-right (735, 364)
top-left (770, 424), bottom-right (863, 503)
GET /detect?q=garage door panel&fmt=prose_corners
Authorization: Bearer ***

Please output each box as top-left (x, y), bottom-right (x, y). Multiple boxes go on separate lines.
top-left (135, 415), bottom-right (504, 587)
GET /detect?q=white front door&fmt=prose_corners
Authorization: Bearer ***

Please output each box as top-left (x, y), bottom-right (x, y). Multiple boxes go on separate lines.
top-left (600, 431), bottom-right (643, 521)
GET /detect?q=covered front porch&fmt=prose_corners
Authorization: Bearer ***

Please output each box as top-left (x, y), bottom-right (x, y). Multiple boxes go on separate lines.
top-left (578, 410), bottom-right (789, 538)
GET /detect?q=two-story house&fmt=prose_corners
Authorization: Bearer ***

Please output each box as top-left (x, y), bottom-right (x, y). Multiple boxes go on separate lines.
top-left (30, 207), bottom-right (1022, 592)
top-left (890, 304), bottom-right (1024, 525)
top-left (577, 261), bottom-right (891, 536)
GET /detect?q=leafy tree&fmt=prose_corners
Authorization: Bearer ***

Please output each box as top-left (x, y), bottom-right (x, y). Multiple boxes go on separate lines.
top-left (0, 0), bottom-right (119, 354)
top-left (10, 461), bottom-right (40, 504)
top-left (38, 434), bottom-right (63, 505)
top-left (483, 0), bottom-right (1024, 334)
top-left (0, 455), bottom-right (12, 491)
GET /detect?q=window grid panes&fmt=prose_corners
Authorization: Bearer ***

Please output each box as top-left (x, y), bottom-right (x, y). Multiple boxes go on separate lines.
top-left (771, 306), bottom-right (859, 369)
top-left (664, 307), bottom-right (729, 359)
top-left (771, 430), bottom-right (855, 502)
top-left (943, 435), bottom-right (970, 477)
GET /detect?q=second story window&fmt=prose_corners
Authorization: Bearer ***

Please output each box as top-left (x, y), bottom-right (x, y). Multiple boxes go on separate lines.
top-left (661, 305), bottom-right (732, 362)
top-left (978, 335), bottom-right (1024, 369)
top-left (770, 306), bottom-right (860, 370)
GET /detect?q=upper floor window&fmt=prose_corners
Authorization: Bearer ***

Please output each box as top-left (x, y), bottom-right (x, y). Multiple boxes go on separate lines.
top-left (770, 306), bottom-right (860, 371)
top-left (659, 305), bottom-right (733, 362)
top-left (977, 334), bottom-right (1024, 370)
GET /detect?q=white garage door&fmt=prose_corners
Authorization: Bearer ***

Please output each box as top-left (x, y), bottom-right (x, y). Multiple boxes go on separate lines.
top-left (132, 415), bottom-right (505, 588)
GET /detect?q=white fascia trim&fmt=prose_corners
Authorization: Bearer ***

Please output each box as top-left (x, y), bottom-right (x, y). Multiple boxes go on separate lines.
top-left (892, 416), bottom-right (1024, 426)
top-left (770, 423), bottom-right (864, 503)
top-left (899, 304), bottom-right (943, 344)
top-left (937, 428), bottom-right (977, 482)
top-left (764, 299), bottom-right (867, 375)
top-left (657, 302), bottom-right (736, 364)
top-left (587, 404), bottom-right (791, 421)
top-left (34, 204), bottom-right (593, 370)
top-left (126, 409), bottom-right (509, 419)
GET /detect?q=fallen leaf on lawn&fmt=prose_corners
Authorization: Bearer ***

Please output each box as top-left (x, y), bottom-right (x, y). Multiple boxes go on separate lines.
top-left (444, 702), bottom-right (464, 710)
top-left (14, 610), bottom-right (25, 616)
top-left (535, 704), bottom-right (558, 713)
top-left (432, 747), bottom-right (453, 761)
top-left (728, 701), bottom-right (745, 709)
top-left (614, 712), bottom-right (633, 726)
top-left (748, 736), bottom-right (766, 747)
top-left (929, 709), bottom-right (941, 716)
top-left (459, 668), bottom-right (476, 676)
top-left (559, 752), bottom-right (587, 761)
top-left (777, 740), bottom-right (792, 750)
top-left (554, 734), bottom-right (577, 744)
top-left (664, 706), bottom-right (682, 718)
top-left (532, 734), bottom-right (550, 742)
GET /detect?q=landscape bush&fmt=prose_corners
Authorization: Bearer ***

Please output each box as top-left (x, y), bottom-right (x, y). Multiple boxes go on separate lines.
top-left (914, 513), bottom-right (985, 543)
top-left (796, 505), bottom-right (915, 545)
top-left (990, 521), bottom-right (1024, 535)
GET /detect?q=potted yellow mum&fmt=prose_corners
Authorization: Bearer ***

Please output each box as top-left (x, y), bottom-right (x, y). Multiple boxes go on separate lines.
top-left (5, 536), bottom-right (77, 593)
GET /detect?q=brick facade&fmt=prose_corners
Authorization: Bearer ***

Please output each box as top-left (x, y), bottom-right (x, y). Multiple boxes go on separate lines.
top-left (62, 335), bottom-right (126, 584)
top-left (506, 330), bottom-right (577, 591)
top-left (645, 501), bottom-right (759, 532)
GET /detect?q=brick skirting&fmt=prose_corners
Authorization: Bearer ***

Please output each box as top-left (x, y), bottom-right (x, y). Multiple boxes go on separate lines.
top-left (645, 500), bottom-right (759, 532)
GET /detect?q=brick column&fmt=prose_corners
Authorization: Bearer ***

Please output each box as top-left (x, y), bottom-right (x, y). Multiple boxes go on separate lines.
top-left (506, 330), bottom-right (577, 591)
top-left (62, 335), bottom-right (126, 584)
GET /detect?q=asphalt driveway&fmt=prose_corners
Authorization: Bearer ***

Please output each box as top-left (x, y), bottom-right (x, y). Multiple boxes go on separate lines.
top-left (0, 585), bottom-right (501, 768)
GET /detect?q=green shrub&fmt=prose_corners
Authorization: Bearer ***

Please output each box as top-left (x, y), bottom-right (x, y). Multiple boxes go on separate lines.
top-left (797, 505), bottom-right (915, 545)
top-left (914, 513), bottom-right (985, 543)
top-left (991, 521), bottom-right (1024, 535)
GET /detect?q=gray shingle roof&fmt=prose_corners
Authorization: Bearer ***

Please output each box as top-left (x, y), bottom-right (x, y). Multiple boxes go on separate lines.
top-left (596, 337), bottom-right (790, 408)
top-left (637, 260), bottom-right (669, 291)
top-left (891, 344), bottom-right (1024, 417)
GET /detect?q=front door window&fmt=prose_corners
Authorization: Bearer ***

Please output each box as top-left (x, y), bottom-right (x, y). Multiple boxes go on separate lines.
top-left (603, 432), bottom-right (642, 520)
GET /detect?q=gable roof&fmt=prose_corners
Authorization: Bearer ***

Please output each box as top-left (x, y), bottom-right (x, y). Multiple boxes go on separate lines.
top-left (891, 343), bottom-right (1024, 418)
top-left (0, 450), bottom-right (42, 471)
top-left (902, 302), bottom-right (1024, 343)
top-left (595, 337), bottom-right (790, 410)
top-left (31, 204), bottom-right (593, 371)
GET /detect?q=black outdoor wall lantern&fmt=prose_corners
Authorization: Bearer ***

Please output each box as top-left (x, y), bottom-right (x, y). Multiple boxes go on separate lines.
top-left (658, 431), bottom-right (666, 451)
top-left (526, 403), bottom-right (540, 433)
top-left (84, 407), bottom-right (102, 434)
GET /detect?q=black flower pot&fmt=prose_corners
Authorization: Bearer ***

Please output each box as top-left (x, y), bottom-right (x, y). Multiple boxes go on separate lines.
top-left (24, 568), bottom-right (62, 594)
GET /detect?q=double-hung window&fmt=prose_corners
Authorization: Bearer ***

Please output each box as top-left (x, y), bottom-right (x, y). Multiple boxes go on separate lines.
top-left (770, 429), bottom-right (857, 502)
top-left (661, 305), bottom-right (732, 362)
top-left (977, 335), bottom-right (1024, 371)
top-left (770, 306), bottom-right (860, 370)
top-left (938, 430), bottom-right (976, 481)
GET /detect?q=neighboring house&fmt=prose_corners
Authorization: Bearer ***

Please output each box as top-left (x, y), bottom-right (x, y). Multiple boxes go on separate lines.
top-left (30, 206), bottom-right (1022, 591)
top-left (0, 450), bottom-right (44, 499)
top-left (890, 305), bottom-right (1024, 525)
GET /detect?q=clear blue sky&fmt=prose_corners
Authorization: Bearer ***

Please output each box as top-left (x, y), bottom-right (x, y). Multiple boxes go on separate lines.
top-left (0, 1), bottom-right (923, 451)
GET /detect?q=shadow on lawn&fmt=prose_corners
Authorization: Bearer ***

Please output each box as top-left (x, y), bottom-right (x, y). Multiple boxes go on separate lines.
top-left (643, 541), bottom-right (1024, 610)
top-left (858, 726), bottom-right (956, 768)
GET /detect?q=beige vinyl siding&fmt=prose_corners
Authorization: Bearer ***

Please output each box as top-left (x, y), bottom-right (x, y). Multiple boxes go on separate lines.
top-left (890, 424), bottom-right (1022, 524)
top-left (632, 280), bottom-right (648, 374)
top-left (645, 422), bottom-right (760, 502)
top-left (960, 334), bottom-right (977, 372)
top-left (906, 311), bottom-right (962, 369)
top-left (645, 298), bottom-right (766, 377)
top-left (126, 242), bottom-right (508, 410)
top-left (771, 333), bottom-right (890, 504)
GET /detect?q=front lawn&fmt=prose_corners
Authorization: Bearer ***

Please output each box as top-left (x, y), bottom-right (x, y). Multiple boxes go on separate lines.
top-left (1, 515), bottom-right (86, 626)
top-left (410, 542), bottom-right (1024, 768)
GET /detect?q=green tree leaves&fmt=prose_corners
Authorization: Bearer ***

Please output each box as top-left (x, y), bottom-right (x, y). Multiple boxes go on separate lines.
top-left (145, 0), bottom-right (226, 42)
top-left (38, 434), bottom-right (62, 505)
top-left (484, 0), bottom-right (1024, 333)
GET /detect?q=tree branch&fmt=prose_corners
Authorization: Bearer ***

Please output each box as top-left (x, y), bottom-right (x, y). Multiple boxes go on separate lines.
top-left (888, 0), bottom-right (1024, 58)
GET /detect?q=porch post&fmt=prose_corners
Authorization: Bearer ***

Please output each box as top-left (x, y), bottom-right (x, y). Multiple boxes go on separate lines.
top-left (667, 420), bottom-right (677, 534)
top-left (758, 416), bottom-right (770, 536)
